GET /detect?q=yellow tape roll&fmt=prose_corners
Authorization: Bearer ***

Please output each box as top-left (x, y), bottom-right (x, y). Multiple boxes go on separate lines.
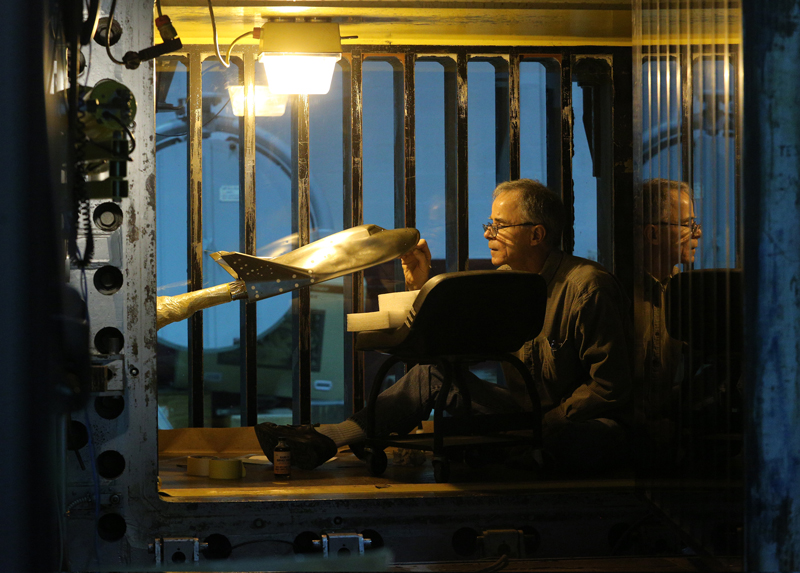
top-left (186, 456), bottom-right (212, 477)
top-left (208, 459), bottom-right (246, 480)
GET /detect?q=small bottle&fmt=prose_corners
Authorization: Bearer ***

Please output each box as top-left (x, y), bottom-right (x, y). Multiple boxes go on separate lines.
top-left (273, 438), bottom-right (291, 479)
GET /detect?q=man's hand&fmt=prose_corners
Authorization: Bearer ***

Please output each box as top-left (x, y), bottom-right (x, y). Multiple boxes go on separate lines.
top-left (400, 239), bottom-right (431, 291)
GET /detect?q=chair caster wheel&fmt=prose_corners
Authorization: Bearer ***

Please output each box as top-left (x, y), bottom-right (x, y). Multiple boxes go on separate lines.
top-left (433, 458), bottom-right (450, 483)
top-left (366, 448), bottom-right (388, 476)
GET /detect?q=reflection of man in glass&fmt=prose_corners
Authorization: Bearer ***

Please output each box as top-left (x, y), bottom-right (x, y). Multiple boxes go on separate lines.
top-left (636, 179), bottom-right (702, 466)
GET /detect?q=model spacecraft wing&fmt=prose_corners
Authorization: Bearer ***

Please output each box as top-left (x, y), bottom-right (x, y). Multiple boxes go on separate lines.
top-left (211, 224), bottom-right (420, 302)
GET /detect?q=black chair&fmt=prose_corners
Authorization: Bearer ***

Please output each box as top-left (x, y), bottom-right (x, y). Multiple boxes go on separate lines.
top-left (354, 270), bottom-right (547, 483)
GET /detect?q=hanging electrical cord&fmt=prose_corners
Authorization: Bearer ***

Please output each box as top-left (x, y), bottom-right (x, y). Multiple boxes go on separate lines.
top-left (105, 0), bottom-right (125, 65)
top-left (155, 0), bottom-right (163, 18)
top-left (207, 0), bottom-right (253, 68)
top-left (105, 113), bottom-right (136, 158)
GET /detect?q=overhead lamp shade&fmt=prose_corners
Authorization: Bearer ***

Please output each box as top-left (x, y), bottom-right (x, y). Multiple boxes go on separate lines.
top-left (227, 85), bottom-right (288, 117)
top-left (257, 21), bottom-right (342, 95)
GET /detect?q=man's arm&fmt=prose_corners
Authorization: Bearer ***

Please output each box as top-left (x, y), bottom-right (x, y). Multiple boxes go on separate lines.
top-left (544, 280), bottom-right (633, 428)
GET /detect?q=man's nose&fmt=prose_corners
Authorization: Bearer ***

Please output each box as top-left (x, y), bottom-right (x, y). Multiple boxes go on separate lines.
top-left (483, 227), bottom-right (493, 239)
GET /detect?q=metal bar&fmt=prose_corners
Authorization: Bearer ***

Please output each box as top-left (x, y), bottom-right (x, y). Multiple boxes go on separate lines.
top-left (456, 51), bottom-right (469, 270)
top-left (444, 56), bottom-right (458, 272)
top-left (561, 55), bottom-right (574, 254)
top-left (291, 94), bottom-right (312, 425)
top-left (612, 48), bottom-right (634, 297)
top-left (509, 52), bottom-right (521, 181)
top-left (239, 51), bottom-right (257, 426)
top-left (391, 56), bottom-right (407, 288)
top-left (680, 46), bottom-right (693, 186)
top-left (187, 50), bottom-right (204, 427)
top-left (544, 57), bottom-right (563, 215)
top-left (743, 2), bottom-right (800, 569)
top-left (404, 52), bottom-right (417, 230)
top-left (494, 56), bottom-right (511, 183)
top-left (347, 52), bottom-right (365, 415)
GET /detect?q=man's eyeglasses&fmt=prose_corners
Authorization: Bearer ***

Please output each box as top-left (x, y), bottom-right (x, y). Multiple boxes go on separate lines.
top-left (482, 221), bottom-right (539, 238)
top-left (658, 218), bottom-right (702, 236)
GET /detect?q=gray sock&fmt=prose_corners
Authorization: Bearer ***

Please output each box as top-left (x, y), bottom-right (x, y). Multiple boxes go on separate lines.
top-left (316, 420), bottom-right (366, 447)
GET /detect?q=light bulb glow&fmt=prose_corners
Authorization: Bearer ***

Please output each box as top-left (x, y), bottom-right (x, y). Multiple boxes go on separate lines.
top-left (227, 85), bottom-right (288, 117)
top-left (259, 55), bottom-right (340, 95)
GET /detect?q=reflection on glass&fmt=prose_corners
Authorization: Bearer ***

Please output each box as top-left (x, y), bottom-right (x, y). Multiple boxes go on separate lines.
top-left (692, 58), bottom-right (736, 270)
top-left (309, 64), bottom-right (346, 423)
top-left (642, 57), bottom-right (682, 181)
top-left (155, 57), bottom-right (189, 428)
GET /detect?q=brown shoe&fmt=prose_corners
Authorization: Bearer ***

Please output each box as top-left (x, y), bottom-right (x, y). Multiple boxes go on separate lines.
top-left (254, 422), bottom-right (337, 470)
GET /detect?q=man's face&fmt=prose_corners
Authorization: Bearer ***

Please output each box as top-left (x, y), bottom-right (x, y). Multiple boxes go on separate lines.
top-left (484, 190), bottom-right (536, 270)
top-left (657, 190), bottom-right (701, 267)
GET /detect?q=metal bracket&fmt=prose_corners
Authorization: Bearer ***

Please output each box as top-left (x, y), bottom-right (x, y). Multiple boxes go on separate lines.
top-left (313, 533), bottom-right (372, 558)
top-left (148, 537), bottom-right (208, 564)
top-left (479, 529), bottom-right (525, 558)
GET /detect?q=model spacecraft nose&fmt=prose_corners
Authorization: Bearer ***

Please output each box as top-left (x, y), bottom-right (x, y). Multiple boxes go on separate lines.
top-left (211, 224), bottom-right (420, 302)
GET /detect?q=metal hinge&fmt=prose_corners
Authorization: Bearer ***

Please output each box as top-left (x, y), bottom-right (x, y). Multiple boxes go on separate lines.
top-left (148, 537), bottom-right (208, 564)
top-left (312, 532), bottom-right (372, 558)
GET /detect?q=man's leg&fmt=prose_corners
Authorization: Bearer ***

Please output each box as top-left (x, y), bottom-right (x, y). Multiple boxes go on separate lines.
top-left (255, 364), bottom-right (520, 469)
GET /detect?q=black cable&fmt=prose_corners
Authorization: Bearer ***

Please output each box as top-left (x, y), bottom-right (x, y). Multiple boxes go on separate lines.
top-left (105, 113), bottom-right (136, 157)
top-left (156, 0), bottom-right (163, 17)
top-left (155, 97), bottom-right (232, 137)
top-left (230, 538), bottom-right (295, 550)
top-left (105, 0), bottom-right (125, 65)
top-left (475, 554), bottom-right (509, 573)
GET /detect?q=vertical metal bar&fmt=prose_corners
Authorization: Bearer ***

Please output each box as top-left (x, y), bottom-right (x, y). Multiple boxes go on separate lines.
top-left (743, 2), bottom-right (800, 569)
top-left (444, 53), bottom-right (469, 272)
top-left (187, 51), bottom-right (204, 427)
top-left (456, 52), bottom-right (469, 270)
top-left (561, 55), bottom-right (574, 253)
top-left (391, 57), bottom-right (407, 287)
top-left (291, 94), bottom-right (312, 425)
top-left (239, 51), bottom-right (257, 426)
top-left (509, 52), bottom-right (521, 181)
top-left (612, 48), bottom-right (634, 298)
top-left (494, 56), bottom-right (511, 184)
top-left (341, 55), bottom-right (359, 417)
top-left (544, 57), bottom-right (563, 212)
top-left (348, 53), bottom-right (365, 415)
top-left (444, 57), bottom-right (458, 272)
top-left (681, 46), bottom-right (693, 186)
top-left (404, 52), bottom-right (417, 230)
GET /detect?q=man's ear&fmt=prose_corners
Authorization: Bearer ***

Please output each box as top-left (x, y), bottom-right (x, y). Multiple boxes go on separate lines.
top-left (530, 224), bottom-right (547, 246)
top-left (644, 224), bottom-right (660, 245)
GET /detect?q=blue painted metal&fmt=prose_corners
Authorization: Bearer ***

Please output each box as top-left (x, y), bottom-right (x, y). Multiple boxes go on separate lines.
top-left (743, 1), bottom-right (800, 570)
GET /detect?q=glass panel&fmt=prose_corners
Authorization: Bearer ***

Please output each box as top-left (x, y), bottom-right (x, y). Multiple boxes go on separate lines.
top-left (309, 63), bottom-right (346, 423)
top-left (467, 60), bottom-right (496, 270)
top-left (519, 60), bottom-right (548, 183)
top-left (692, 57), bottom-right (737, 270)
top-left (642, 56), bottom-right (682, 182)
top-left (200, 58), bottom-right (243, 427)
top-left (155, 57), bottom-right (189, 429)
top-left (414, 60), bottom-right (446, 275)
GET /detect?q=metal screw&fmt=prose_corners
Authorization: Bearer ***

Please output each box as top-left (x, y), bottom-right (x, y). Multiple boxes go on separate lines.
top-left (109, 494), bottom-right (122, 505)
top-left (333, 516), bottom-right (343, 525)
top-left (253, 518), bottom-right (265, 528)
top-left (129, 366), bottom-right (139, 376)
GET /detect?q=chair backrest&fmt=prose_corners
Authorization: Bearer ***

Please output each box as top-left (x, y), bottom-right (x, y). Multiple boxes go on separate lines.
top-left (384, 270), bottom-right (547, 358)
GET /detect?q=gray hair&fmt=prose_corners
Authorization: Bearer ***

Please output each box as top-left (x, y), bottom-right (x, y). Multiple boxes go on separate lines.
top-left (493, 179), bottom-right (565, 248)
top-left (640, 179), bottom-right (694, 224)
